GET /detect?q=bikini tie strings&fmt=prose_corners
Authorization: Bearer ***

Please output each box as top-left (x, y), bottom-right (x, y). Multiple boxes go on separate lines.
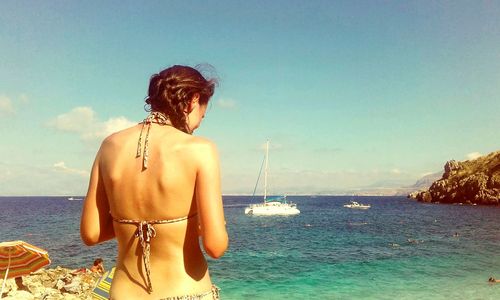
top-left (112, 214), bottom-right (197, 294)
top-left (135, 221), bottom-right (156, 293)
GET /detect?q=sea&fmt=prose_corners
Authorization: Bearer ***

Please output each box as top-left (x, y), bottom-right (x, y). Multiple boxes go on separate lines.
top-left (1, 196), bottom-right (500, 300)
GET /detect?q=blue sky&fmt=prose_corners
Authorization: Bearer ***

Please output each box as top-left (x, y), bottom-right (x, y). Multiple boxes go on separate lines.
top-left (1, 1), bottom-right (499, 195)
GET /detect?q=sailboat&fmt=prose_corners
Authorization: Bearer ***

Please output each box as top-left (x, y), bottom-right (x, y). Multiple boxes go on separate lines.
top-left (244, 141), bottom-right (300, 216)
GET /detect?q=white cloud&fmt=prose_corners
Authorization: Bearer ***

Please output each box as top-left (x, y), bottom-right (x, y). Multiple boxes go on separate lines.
top-left (48, 106), bottom-right (136, 142)
top-left (391, 168), bottom-right (402, 174)
top-left (49, 106), bottom-right (95, 132)
top-left (216, 98), bottom-right (236, 109)
top-left (0, 162), bottom-right (89, 196)
top-left (53, 161), bottom-right (89, 177)
top-left (80, 116), bottom-right (137, 141)
top-left (0, 95), bottom-right (15, 116)
top-left (466, 152), bottom-right (482, 160)
top-left (19, 93), bottom-right (29, 104)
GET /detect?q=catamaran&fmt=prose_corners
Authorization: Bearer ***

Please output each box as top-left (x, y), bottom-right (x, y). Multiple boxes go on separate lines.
top-left (244, 141), bottom-right (300, 216)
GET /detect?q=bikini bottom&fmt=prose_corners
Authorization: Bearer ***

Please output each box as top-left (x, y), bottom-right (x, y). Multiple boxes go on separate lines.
top-left (160, 285), bottom-right (220, 300)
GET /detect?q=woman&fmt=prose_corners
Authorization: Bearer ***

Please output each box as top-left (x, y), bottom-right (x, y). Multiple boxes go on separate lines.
top-left (81, 65), bottom-right (228, 300)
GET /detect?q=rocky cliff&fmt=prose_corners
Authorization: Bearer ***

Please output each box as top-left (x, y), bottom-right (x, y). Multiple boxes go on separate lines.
top-left (408, 150), bottom-right (500, 205)
top-left (0, 267), bottom-right (100, 300)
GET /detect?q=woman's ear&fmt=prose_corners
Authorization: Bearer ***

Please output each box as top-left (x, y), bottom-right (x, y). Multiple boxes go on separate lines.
top-left (186, 93), bottom-right (201, 113)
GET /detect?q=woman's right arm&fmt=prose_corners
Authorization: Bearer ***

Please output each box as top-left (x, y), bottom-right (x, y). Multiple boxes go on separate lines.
top-left (80, 149), bottom-right (115, 246)
top-left (194, 140), bottom-right (228, 258)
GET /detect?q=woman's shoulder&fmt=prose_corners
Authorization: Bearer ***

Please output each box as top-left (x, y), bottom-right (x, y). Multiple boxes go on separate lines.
top-left (185, 136), bottom-right (217, 152)
top-left (180, 136), bottom-right (218, 160)
top-left (100, 124), bottom-right (140, 149)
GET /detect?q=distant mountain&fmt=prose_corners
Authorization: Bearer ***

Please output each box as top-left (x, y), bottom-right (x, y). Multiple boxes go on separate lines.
top-left (409, 150), bottom-right (500, 205)
top-left (343, 172), bottom-right (442, 196)
top-left (408, 172), bottom-right (443, 190)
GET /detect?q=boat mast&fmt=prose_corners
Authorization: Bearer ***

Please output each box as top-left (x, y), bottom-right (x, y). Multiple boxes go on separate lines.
top-left (264, 140), bottom-right (269, 201)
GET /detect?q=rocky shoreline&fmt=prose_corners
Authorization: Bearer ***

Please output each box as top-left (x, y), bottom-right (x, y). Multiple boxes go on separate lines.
top-left (0, 267), bottom-right (101, 300)
top-left (409, 150), bottom-right (500, 205)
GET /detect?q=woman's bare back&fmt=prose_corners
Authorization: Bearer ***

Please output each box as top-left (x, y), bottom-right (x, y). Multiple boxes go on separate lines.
top-left (97, 124), bottom-right (216, 299)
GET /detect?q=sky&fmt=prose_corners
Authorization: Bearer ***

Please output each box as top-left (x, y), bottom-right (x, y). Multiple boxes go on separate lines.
top-left (0, 1), bottom-right (499, 196)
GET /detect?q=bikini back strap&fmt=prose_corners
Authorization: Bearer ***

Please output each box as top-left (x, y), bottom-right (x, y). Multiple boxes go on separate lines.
top-left (136, 111), bottom-right (171, 169)
top-left (113, 213), bottom-right (197, 225)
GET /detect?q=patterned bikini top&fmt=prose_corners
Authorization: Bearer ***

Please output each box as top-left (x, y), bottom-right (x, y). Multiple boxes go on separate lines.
top-left (136, 111), bottom-right (173, 169)
top-left (112, 213), bottom-right (198, 293)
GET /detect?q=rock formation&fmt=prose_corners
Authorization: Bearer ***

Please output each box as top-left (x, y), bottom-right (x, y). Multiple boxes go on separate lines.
top-left (408, 150), bottom-right (500, 205)
top-left (0, 267), bottom-right (101, 300)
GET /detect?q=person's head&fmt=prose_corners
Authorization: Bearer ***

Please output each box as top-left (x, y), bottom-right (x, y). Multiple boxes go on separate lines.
top-left (145, 65), bottom-right (218, 133)
top-left (93, 258), bottom-right (103, 266)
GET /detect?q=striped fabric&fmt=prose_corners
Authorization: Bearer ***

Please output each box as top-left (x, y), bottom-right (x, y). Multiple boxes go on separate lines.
top-left (0, 240), bottom-right (51, 279)
top-left (91, 267), bottom-right (115, 300)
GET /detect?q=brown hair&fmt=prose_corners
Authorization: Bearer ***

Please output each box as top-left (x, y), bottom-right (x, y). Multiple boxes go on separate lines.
top-left (145, 65), bottom-right (217, 133)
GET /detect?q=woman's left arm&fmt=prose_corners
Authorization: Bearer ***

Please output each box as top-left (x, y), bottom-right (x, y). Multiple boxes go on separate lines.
top-left (194, 140), bottom-right (228, 258)
top-left (80, 149), bottom-right (115, 245)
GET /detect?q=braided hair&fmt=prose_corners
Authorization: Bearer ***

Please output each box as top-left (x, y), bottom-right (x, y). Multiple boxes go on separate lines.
top-left (145, 65), bottom-right (217, 133)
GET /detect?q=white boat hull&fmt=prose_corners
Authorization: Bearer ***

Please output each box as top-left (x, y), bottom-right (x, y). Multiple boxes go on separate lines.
top-left (343, 205), bottom-right (370, 209)
top-left (245, 202), bottom-right (300, 216)
top-left (343, 201), bottom-right (370, 209)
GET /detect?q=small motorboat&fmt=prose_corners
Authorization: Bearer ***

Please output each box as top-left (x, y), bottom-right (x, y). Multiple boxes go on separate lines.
top-left (343, 201), bottom-right (370, 209)
top-left (67, 197), bottom-right (83, 201)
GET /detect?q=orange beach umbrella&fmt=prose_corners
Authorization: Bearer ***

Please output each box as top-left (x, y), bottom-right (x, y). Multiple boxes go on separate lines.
top-left (0, 240), bottom-right (51, 295)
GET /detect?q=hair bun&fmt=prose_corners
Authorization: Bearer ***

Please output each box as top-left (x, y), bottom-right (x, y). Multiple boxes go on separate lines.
top-left (144, 65), bottom-right (218, 133)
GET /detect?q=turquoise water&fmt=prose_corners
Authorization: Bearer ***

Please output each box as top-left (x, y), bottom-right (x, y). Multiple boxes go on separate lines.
top-left (1, 196), bottom-right (500, 299)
